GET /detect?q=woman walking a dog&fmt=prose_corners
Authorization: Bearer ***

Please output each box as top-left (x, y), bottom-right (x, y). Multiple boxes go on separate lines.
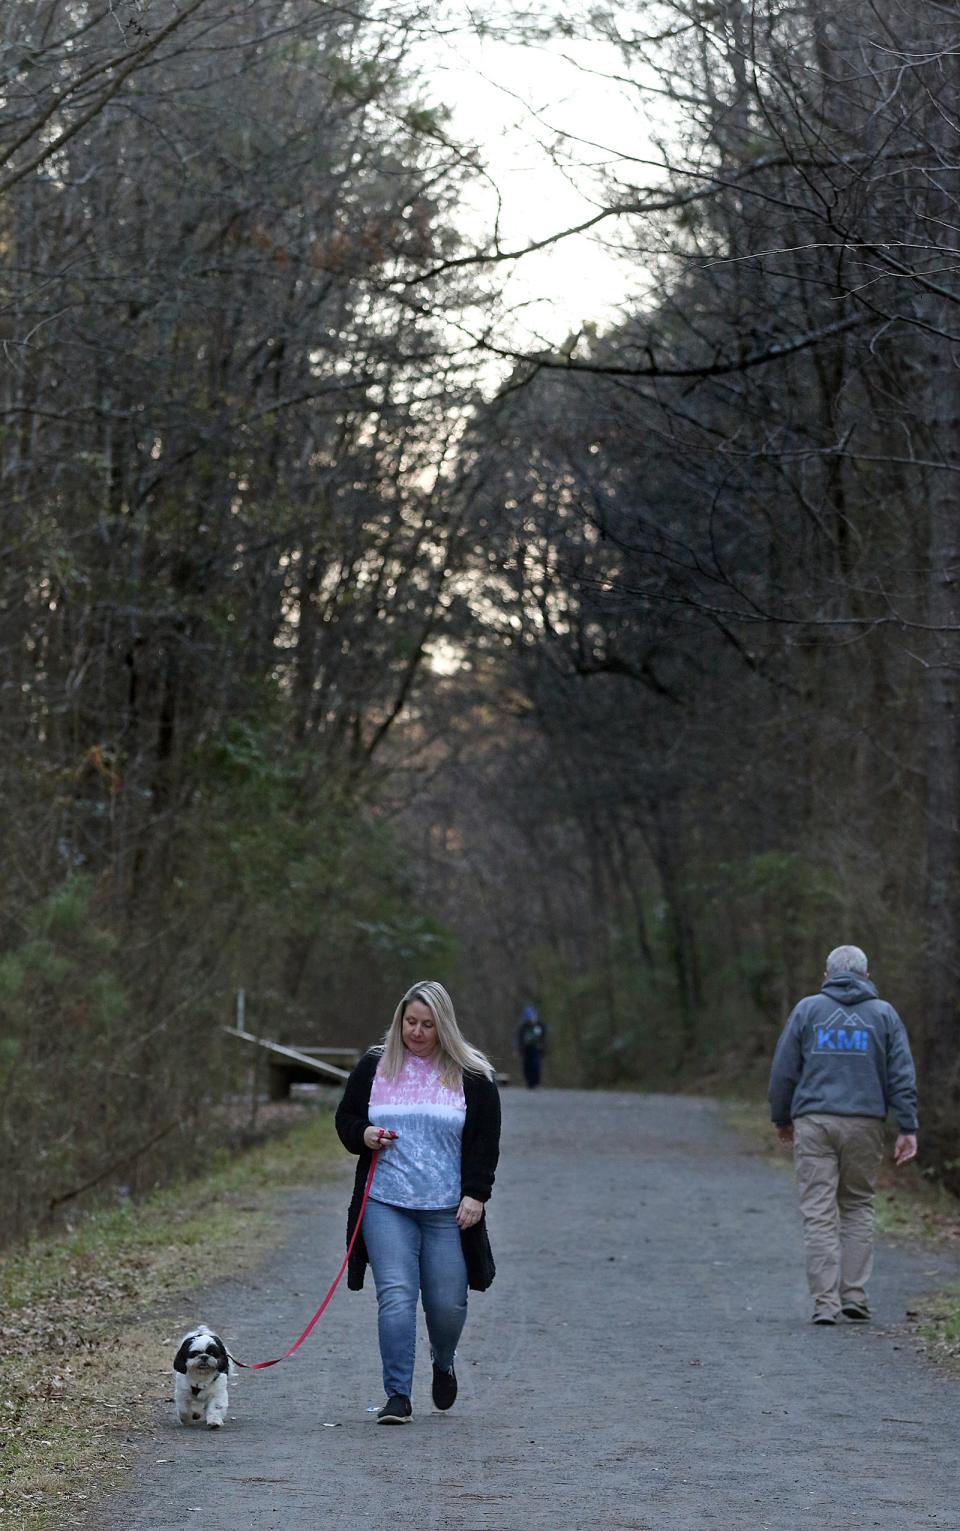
top-left (335, 980), bottom-right (501, 1424)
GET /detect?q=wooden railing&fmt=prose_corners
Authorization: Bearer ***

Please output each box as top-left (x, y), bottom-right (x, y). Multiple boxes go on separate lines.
top-left (224, 1026), bottom-right (358, 1100)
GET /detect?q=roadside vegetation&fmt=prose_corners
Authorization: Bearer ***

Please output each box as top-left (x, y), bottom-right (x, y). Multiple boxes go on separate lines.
top-left (0, 1105), bottom-right (339, 1531)
top-left (911, 1288), bottom-right (960, 1375)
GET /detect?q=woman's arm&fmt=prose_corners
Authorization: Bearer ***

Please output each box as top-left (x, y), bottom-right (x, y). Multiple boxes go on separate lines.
top-left (335, 1052), bottom-right (378, 1155)
top-left (460, 1073), bottom-right (501, 1203)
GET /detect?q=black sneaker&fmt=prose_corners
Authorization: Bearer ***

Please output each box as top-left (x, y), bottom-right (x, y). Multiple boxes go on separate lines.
top-left (842, 1303), bottom-right (870, 1322)
top-left (431, 1363), bottom-right (457, 1411)
top-left (377, 1394), bottom-right (412, 1424)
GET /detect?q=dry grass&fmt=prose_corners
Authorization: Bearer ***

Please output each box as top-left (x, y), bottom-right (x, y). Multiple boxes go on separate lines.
top-left (0, 1104), bottom-right (341, 1530)
top-left (909, 1285), bottom-right (960, 1374)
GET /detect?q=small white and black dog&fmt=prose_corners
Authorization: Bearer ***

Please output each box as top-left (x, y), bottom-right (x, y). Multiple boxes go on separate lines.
top-left (173, 1325), bottom-right (233, 1428)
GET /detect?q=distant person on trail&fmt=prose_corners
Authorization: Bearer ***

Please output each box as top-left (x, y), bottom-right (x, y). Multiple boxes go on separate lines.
top-left (516, 1004), bottom-right (547, 1089)
top-left (335, 981), bottom-right (501, 1425)
top-left (768, 944), bottom-right (918, 1326)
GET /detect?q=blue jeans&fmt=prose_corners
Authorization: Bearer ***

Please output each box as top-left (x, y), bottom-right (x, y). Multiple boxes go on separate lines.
top-left (362, 1199), bottom-right (468, 1399)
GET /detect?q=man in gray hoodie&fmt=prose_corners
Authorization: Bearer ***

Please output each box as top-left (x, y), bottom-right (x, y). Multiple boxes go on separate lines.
top-left (768, 945), bottom-right (918, 1325)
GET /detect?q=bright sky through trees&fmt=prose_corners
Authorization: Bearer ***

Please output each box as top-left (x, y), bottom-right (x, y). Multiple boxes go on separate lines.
top-left (414, 20), bottom-right (647, 341)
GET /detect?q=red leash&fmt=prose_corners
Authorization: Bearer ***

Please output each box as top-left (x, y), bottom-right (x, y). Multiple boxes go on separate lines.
top-left (228, 1150), bottom-right (379, 1371)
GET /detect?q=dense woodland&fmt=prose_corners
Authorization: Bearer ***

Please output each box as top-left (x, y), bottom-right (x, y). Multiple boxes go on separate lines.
top-left (3, 0), bottom-right (960, 1240)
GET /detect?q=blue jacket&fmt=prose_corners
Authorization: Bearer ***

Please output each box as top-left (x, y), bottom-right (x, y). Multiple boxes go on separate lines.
top-left (768, 972), bottom-right (918, 1132)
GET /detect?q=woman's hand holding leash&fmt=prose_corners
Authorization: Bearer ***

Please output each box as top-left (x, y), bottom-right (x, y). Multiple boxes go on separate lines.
top-left (456, 1196), bottom-right (483, 1229)
top-left (363, 1126), bottom-right (398, 1151)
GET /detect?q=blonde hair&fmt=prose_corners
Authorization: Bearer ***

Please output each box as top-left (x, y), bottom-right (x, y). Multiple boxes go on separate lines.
top-left (380, 980), bottom-right (494, 1088)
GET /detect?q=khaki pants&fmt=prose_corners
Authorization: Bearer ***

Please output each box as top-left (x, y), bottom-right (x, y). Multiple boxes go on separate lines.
top-left (793, 1114), bottom-right (884, 1318)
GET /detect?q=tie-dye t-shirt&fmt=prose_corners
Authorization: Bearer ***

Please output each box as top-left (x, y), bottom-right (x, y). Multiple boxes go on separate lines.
top-left (367, 1052), bottom-right (466, 1210)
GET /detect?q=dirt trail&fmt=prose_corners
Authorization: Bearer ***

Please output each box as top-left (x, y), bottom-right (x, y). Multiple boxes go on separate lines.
top-left (98, 1091), bottom-right (960, 1530)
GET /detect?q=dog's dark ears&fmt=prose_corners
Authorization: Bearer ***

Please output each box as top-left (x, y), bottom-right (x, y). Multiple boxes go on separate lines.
top-left (210, 1336), bottom-right (229, 1374)
top-left (173, 1338), bottom-right (193, 1374)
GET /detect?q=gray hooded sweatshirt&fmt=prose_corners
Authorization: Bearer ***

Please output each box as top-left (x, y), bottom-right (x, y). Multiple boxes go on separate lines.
top-left (768, 972), bottom-right (918, 1132)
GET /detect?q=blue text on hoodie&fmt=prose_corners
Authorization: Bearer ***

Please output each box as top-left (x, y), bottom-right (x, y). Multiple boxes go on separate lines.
top-left (768, 972), bottom-right (918, 1132)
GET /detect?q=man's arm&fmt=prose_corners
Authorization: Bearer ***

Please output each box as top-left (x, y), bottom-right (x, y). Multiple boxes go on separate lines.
top-left (768, 1007), bottom-right (804, 1130)
top-left (886, 1009), bottom-right (918, 1165)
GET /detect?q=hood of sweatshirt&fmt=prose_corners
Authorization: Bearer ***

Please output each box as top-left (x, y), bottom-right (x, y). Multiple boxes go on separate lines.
top-left (821, 972), bottom-right (878, 1006)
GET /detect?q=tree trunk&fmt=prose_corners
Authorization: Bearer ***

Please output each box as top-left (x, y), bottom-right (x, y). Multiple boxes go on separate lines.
top-left (922, 71), bottom-right (960, 1130)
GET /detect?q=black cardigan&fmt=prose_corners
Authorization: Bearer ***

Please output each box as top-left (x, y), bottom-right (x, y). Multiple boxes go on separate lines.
top-left (335, 1049), bottom-right (501, 1292)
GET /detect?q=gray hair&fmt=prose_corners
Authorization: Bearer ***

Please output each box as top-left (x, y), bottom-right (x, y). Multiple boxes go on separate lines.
top-left (824, 945), bottom-right (868, 976)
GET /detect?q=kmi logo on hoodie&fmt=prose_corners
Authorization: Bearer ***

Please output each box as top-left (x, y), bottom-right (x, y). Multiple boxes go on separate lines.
top-left (813, 1007), bottom-right (873, 1055)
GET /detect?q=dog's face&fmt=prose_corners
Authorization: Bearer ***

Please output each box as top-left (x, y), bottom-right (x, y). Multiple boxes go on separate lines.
top-left (173, 1326), bottom-right (229, 1383)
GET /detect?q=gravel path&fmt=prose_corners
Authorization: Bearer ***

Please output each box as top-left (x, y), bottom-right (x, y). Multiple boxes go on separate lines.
top-left (100, 1091), bottom-right (960, 1530)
